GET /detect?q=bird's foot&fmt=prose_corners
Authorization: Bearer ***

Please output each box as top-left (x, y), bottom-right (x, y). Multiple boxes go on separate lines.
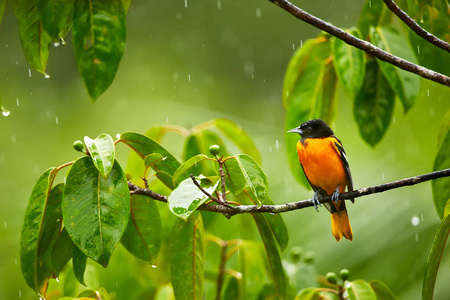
top-left (312, 190), bottom-right (323, 212)
top-left (331, 185), bottom-right (340, 204)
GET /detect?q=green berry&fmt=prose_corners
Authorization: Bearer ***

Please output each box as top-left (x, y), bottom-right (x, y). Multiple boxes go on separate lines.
top-left (326, 272), bottom-right (338, 284)
top-left (126, 173), bottom-right (133, 181)
top-left (290, 246), bottom-right (303, 263)
top-left (303, 251), bottom-right (315, 264)
top-left (209, 144), bottom-right (221, 156)
top-left (73, 140), bottom-right (84, 152)
top-left (340, 268), bottom-right (350, 281)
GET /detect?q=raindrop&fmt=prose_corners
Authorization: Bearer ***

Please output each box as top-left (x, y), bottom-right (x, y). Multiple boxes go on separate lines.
top-left (393, 117), bottom-right (396, 123)
top-left (4, 221), bottom-right (7, 228)
top-left (5, 43), bottom-right (8, 48)
top-left (44, 74), bottom-right (50, 79)
top-left (300, 40), bottom-right (303, 48)
top-left (421, 213), bottom-right (423, 222)
top-left (12, 134), bottom-right (17, 144)
top-left (166, 117), bottom-right (169, 123)
top-left (256, 7), bottom-right (262, 18)
top-left (55, 117), bottom-right (59, 125)
top-left (269, 146), bottom-right (272, 153)
top-left (217, 0), bottom-right (221, 9)
top-left (55, 276), bottom-right (60, 283)
top-left (1, 107), bottom-right (10, 117)
top-left (116, 133), bottom-right (121, 139)
top-left (427, 89), bottom-right (430, 97)
top-left (292, 43), bottom-right (295, 50)
top-left (28, 69), bottom-right (31, 77)
top-left (411, 215), bottom-right (420, 226)
top-left (16, 98), bottom-right (19, 106)
top-left (381, 172), bottom-right (385, 180)
top-left (188, 74), bottom-right (191, 81)
top-left (236, 272), bottom-right (243, 279)
top-left (54, 41), bottom-right (61, 47)
top-left (184, 0), bottom-right (187, 8)
top-left (16, 61), bottom-right (19, 65)
top-left (151, 263), bottom-right (157, 268)
top-left (60, 37), bottom-right (67, 45)
top-left (19, 290), bottom-right (22, 298)
top-left (369, 0), bottom-right (372, 8)
top-left (417, 45), bottom-right (420, 54)
top-left (276, 140), bottom-right (279, 148)
top-left (269, 212), bottom-right (277, 215)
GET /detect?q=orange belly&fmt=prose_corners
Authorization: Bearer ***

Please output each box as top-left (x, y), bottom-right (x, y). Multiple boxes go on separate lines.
top-left (297, 137), bottom-right (348, 195)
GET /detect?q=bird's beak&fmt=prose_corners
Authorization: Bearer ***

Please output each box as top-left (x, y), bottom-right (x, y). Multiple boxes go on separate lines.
top-left (287, 127), bottom-right (302, 134)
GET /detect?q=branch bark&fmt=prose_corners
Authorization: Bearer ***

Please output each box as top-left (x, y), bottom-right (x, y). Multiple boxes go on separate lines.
top-left (128, 168), bottom-right (450, 217)
top-left (382, 0), bottom-right (450, 53)
top-left (267, 0), bottom-right (450, 87)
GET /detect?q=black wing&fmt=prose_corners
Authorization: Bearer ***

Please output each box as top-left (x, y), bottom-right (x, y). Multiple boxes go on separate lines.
top-left (333, 137), bottom-right (354, 203)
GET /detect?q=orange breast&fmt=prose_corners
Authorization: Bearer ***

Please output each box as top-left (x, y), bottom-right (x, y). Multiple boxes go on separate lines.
top-left (297, 137), bottom-right (348, 195)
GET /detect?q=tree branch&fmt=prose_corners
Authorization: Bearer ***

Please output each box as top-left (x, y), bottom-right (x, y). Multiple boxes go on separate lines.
top-left (382, 0), bottom-right (450, 53)
top-left (267, 0), bottom-right (450, 87)
top-left (128, 168), bottom-right (450, 217)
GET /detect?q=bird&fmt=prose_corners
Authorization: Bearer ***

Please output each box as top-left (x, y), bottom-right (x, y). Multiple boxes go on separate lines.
top-left (288, 119), bottom-right (354, 241)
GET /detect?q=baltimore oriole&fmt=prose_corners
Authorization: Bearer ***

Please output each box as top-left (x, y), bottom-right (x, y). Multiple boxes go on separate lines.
top-left (288, 119), bottom-right (354, 241)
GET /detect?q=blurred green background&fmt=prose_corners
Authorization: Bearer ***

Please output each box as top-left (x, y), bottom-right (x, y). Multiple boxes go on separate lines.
top-left (1, 0), bottom-right (449, 299)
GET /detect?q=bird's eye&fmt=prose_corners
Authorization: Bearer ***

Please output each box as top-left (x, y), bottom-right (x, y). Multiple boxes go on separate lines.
top-left (305, 126), bottom-right (311, 131)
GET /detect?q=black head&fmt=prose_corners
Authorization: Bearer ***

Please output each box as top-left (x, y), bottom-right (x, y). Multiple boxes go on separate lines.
top-left (287, 119), bottom-right (334, 139)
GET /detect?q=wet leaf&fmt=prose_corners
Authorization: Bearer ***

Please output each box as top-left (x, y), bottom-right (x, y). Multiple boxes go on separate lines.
top-left (156, 171), bottom-right (176, 190)
top-left (73, 245), bottom-right (88, 286)
top-left (11, 0), bottom-right (52, 74)
top-left (370, 280), bottom-right (398, 300)
top-left (144, 153), bottom-right (166, 169)
top-left (331, 28), bottom-right (366, 97)
top-left (370, 26), bottom-right (420, 112)
top-left (84, 133), bottom-right (115, 179)
top-left (20, 167), bottom-right (57, 293)
top-left (213, 118), bottom-right (261, 164)
top-left (423, 200), bottom-right (450, 300)
top-left (173, 154), bottom-right (209, 184)
top-left (283, 37), bottom-right (330, 189)
top-left (168, 176), bottom-right (220, 220)
top-left (223, 154), bottom-right (269, 205)
top-left (39, 0), bottom-right (74, 38)
top-left (357, 0), bottom-right (391, 38)
top-left (222, 276), bottom-right (240, 300)
top-left (432, 112), bottom-right (450, 218)
top-left (348, 280), bottom-right (377, 300)
top-left (62, 157), bottom-right (130, 267)
top-left (353, 58), bottom-right (395, 147)
top-left (120, 132), bottom-right (181, 177)
top-left (123, 0), bottom-right (131, 13)
top-left (72, 0), bottom-right (126, 101)
top-left (295, 288), bottom-right (321, 300)
top-left (0, 0), bottom-right (5, 29)
top-left (51, 228), bottom-right (74, 274)
top-left (170, 212), bottom-right (205, 300)
top-left (183, 134), bottom-right (203, 176)
top-left (121, 194), bottom-right (162, 263)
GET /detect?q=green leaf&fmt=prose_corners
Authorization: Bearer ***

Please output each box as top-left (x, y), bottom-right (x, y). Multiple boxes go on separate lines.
top-left (156, 171), bottom-right (176, 190)
top-left (11, 0), bottom-right (52, 74)
top-left (120, 132), bottom-right (181, 177)
top-left (238, 241), bottom-right (266, 299)
top-left (318, 59), bottom-right (338, 125)
top-left (173, 154), bottom-right (209, 184)
top-left (432, 113), bottom-right (450, 218)
top-left (348, 280), bottom-right (377, 300)
top-left (144, 153), bottom-right (166, 169)
top-left (283, 37), bottom-right (331, 189)
top-left (121, 194), bottom-right (162, 263)
top-left (212, 118), bottom-right (262, 164)
top-left (223, 154), bottom-right (269, 205)
top-left (357, 0), bottom-right (390, 38)
top-left (62, 157), bottom-right (130, 267)
top-left (331, 28), bottom-right (366, 97)
top-left (155, 284), bottom-right (175, 300)
top-left (73, 245), bottom-right (88, 286)
top-left (295, 288), bottom-right (321, 300)
top-left (39, 0), bottom-right (74, 38)
top-left (0, 0), bottom-right (5, 29)
top-left (168, 176), bottom-right (220, 220)
top-left (84, 133), bottom-right (115, 179)
top-left (423, 200), bottom-right (450, 299)
top-left (183, 134), bottom-right (203, 176)
top-left (369, 280), bottom-right (398, 300)
top-left (123, 0), bottom-right (131, 13)
top-left (353, 58), bottom-right (395, 147)
top-left (222, 276), bottom-right (240, 300)
top-left (20, 167), bottom-right (57, 293)
top-left (51, 228), bottom-right (74, 274)
top-left (72, 0), bottom-right (126, 101)
top-left (170, 212), bottom-right (205, 300)
top-left (252, 213), bottom-right (287, 299)
top-left (263, 197), bottom-right (289, 252)
top-left (369, 26), bottom-right (420, 112)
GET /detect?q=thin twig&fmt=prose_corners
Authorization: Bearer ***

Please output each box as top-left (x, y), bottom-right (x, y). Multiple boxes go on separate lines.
top-left (215, 240), bottom-right (228, 300)
top-left (128, 168), bottom-right (450, 216)
top-left (190, 174), bottom-right (223, 205)
top-left (218, 156), bottom-right (228, 204)
top-left (382, 0), bottom-right (450, 53)
top-left (267, 0), bottom-right (450, 87)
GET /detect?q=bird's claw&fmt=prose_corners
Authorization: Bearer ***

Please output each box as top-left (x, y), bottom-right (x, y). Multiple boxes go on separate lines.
top-left (331, 185), bottom-right (340, 204)
top-left (312, 190), bottom-right (323, 212)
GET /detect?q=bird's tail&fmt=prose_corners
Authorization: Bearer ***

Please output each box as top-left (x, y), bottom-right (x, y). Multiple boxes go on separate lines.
top-left (331, 202), bottom-right (353, 242)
